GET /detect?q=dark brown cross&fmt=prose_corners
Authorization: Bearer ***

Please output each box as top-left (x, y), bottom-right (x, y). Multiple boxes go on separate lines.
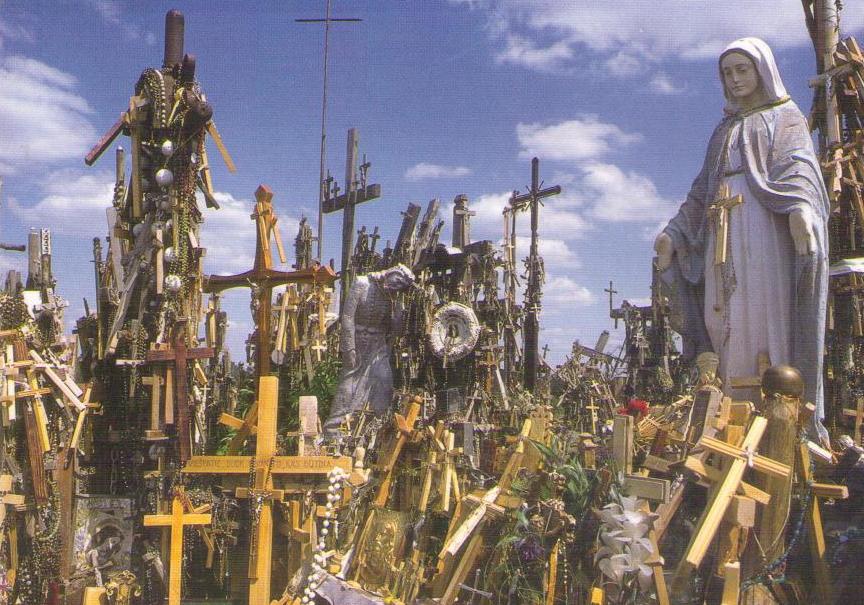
top-left (203, 185), bottom-right (337, 378)
top-left (147, 321), bottom-right (214, 463)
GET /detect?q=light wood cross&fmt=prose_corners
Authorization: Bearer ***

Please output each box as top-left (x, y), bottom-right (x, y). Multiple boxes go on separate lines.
top-left (143, 490), bottom-right (212, 605)
top-left (708, 183), bottom-right (744, 309)
top-left (182, 376), bottom-right (353, 604)
top-left (0, 475), bottom-right (24, 527)
top-left (433, 418), bottom-right (533, 605)
top-left (372, 397), bottom-right (422, 507)
top-left (202, 185), bottom-right (337, 380)
top-left (673, 416), bottom-right (791, 583)
top-left (843, 395), bottom-right (864, 444)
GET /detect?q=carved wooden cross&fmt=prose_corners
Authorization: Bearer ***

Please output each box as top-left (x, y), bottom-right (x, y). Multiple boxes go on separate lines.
top-left (146, 321), bottom-right (214, 463)
top-left (143, 489), bottom-right (212, 605)
top-left (203, 185), bottom-right (337, 380)
top-left (708, 182), bottom-right (744, 309)
top-left (182, 376), bottom-right (353, 604)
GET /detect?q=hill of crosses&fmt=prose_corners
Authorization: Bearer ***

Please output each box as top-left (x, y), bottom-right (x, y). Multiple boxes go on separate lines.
top-left (3, 4), bottom-right (864, 605)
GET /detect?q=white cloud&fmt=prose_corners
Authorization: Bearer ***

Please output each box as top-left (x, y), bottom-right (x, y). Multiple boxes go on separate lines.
top-left (0, 18), bottom-right (32, 49)
top-left (405, 162), bottom-right (473, 181)
top-left (605, 52), bottom-right (642, 78)
top-left (9, 170), bottom-right (113, 235)
top-left (513, 236), bottom-right (581, 268)
top-left (0, 56), bottom-right (95, 173)
top-left (85, 0), bottom-right (121, 25)
top-left (200, 191), bottom-right (300, 276)
top-left (517, 116), bottom-right (642, 161)
top-left (514, 117), bottom-right (674, 224)
top-left (496, 34), bottom-right (574, 72)
top-left (472, 1), bottom-right (864, 68)
top-left (580, 162), bottom-right (676, 222)
top-left (543, 275), bottom-right (593, 307)
top-left (461, 191), bottom-right (592, 243)
top-left (650, 72), bottom-right (685, 95)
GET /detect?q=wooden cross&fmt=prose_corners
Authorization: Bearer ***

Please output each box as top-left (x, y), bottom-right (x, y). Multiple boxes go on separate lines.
top-left (433, 418), bottom-right (532, 604)
top-left (182, 375), bottom-right (353, 604)
top-left (843, 395), bottom-right (864, 444)
top-left (322, 129), bottom-right (382, 304)
top-left (203, 185), bottom-right (337, 379)
top-left (604, 280), bottom-right (618, 319)
top-left (708, 183), bottom-right (744, 309)
top-left (372, 397), bottom-right (422, 507)
top-left (146, 321), bottom-right (214, 463)
top-left (673, 416), bottom-right (791, 582)
top-left (143, 489), bottom-right (212, 605)
top-left (797, 403), bottom-right (848, 602)
top-left (0, 475), bottom-right (24, 527)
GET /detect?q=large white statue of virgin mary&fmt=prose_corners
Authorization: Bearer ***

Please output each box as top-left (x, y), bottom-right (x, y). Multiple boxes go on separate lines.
top-left (654, 38), bottom-right (830, 417)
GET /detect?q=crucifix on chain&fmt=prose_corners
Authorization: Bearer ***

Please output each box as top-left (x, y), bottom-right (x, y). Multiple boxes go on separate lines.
top-left (708, 182), bottom-right (743, 310)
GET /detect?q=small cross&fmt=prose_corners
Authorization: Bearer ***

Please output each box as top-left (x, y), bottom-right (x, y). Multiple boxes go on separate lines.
top-left (708, 183), bottom-right (744, 310)
top-left (604, 280), bottom-right (618, 315)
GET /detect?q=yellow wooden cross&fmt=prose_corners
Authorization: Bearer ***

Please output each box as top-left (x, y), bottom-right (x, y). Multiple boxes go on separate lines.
top-left (182, 376), bottom-right (353, 604)
top-left (673, 416), bottom-right (791, 582)
top-left (708, 182), bottom-right (744, 309)
top-left (373, 397), bottom-right (422, 507)
top-left (143, 490), bottom-right (212, 605)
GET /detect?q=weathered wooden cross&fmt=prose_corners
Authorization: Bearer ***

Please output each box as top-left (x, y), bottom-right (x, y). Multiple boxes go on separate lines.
top-left (143, 489), bottom-right (212, 605)
top-left (322, 129), bottom-right (381, 305)
top-left (146, 321), bottom-right (214, 463)
top-left (203, 184), bottom-right (337, 380)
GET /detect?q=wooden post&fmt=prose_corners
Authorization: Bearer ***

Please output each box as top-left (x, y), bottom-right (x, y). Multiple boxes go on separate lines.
top-left (756, 393), bottom-right (799, 563)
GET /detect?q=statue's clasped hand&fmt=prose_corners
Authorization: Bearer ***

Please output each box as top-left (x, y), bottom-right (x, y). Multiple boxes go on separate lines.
top-left (789, 208), bottom-right (816, 255)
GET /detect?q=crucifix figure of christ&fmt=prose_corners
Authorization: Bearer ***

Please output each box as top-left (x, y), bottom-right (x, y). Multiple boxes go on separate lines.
top-left (146, 321), bottom-right (214, 463)
top-left (509, 157), bottom-right (561, 391)
top-left (182, 375), bottom-right (354, 604)
top-left (143, 488), bottom-right (212, 605)
top-left (203, 185), bottom-right (336, 452)
top-left (708, 182), bottom-right (744, 311)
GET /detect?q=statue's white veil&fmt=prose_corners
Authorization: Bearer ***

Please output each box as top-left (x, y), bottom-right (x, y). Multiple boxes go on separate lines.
top-left (719, 37), bottom-right (788, 112)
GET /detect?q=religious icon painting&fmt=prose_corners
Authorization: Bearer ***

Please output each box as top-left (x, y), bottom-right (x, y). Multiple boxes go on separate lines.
top-left (73, 496), bottom-right (134, 580)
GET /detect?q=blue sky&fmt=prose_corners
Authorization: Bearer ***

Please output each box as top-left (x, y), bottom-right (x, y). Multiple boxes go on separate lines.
top-left (1, 0), bottom-right (861, 364)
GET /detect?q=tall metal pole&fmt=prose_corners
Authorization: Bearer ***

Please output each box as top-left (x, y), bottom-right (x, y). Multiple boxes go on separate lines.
top-left (296, 4), bottom-right (362, 262)
top-left (316, 0), bottom-right (331, 262)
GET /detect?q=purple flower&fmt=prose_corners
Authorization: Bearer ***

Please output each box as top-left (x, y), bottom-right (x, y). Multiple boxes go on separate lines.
top-left (516, 535), bottom-right (544, 563)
